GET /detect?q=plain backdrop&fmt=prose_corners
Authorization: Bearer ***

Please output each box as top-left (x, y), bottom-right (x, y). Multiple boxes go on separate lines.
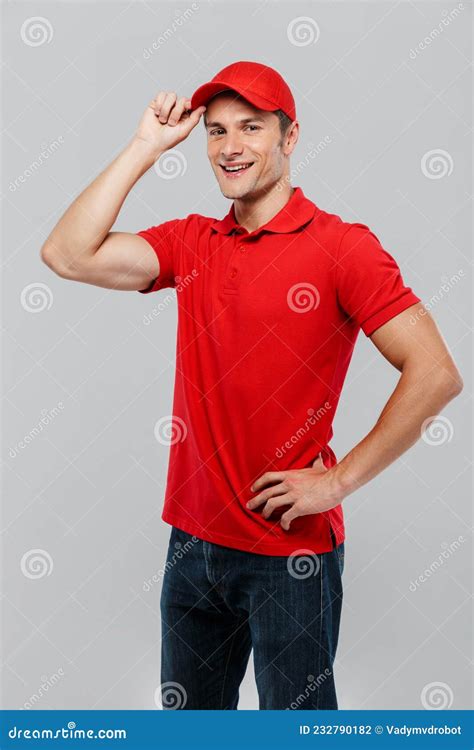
top-left (1, 0), bottom-right (472, 710)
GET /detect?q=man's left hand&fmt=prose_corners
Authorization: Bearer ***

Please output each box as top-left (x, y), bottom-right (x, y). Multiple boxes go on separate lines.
top-left (247, 455), bottom-right (344, 531)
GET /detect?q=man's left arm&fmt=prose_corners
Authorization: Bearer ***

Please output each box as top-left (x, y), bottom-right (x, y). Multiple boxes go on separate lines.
top-left (248, 302), bottom-right (464, 529)
top-left (323, 301), bottom-right (463, 504)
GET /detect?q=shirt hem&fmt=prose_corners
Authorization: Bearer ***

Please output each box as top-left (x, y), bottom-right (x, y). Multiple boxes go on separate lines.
top-left (161, 508), bottom-right (344, 556)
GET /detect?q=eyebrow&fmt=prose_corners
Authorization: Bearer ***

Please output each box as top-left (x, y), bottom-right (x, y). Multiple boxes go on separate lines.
top-left (205, 116), bottom-right (266, 129)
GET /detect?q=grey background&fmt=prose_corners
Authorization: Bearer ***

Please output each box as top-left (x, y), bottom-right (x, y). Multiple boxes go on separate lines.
top-left (1, 0), bottom-right (472, 710)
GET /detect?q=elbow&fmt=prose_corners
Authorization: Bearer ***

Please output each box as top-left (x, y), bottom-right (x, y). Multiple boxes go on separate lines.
top-left (40, 242), bottom-right (60, 274)
top-left (450, 374), bottom-right (464, 397)
top-left (40, 242), bottom-right (76, 280)
top-left (405, 360), bottom-right (464, 399)
top-left (435, 369), bottom-right (464, 401)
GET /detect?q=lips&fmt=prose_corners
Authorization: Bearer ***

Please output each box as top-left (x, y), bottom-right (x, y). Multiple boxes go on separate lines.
top-left (219, 162), bottom-right (254, 177)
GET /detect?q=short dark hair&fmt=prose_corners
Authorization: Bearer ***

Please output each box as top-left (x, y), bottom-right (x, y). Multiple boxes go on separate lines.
top-left (273, 109), bottom-right (293, 139)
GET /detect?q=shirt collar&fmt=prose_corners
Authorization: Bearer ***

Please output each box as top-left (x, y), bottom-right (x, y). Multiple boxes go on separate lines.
top-left (210, 186), bottom-right (318, 236)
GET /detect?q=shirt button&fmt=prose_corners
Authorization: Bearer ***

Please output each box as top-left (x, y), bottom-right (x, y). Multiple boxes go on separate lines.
top-left (230, 269), bottom-right (237, 278)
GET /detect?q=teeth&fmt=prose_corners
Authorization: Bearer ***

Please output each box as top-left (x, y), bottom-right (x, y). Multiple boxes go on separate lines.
top-left (223, 163), bottom-right (251, 172)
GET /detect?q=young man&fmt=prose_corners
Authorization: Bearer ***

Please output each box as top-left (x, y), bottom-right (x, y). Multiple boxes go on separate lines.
top-left (41, 61), bottom-right (463, 710)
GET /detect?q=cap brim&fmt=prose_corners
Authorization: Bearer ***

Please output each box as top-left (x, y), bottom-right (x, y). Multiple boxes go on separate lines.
top-left (191, 81), bottom-right (278, 113)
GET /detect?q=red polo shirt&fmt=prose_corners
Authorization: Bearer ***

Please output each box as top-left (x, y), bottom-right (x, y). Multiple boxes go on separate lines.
top-left (137, 186), bottom-right (421, 555)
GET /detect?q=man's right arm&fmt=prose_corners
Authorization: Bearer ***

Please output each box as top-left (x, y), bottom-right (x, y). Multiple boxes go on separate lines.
top-left (41, 138), bottom-right (163, 291)
top-left (40, 92), bottom-right (206, 291)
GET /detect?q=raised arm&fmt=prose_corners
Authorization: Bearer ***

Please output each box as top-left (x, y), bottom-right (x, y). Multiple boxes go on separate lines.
top-left (40, 93), bottom-right (206, 290)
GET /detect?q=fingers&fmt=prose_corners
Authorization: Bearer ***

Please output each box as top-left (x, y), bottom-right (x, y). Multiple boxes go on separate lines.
top-left (167, 96), bottom-right (188, 126)
top-left (260, 495), bottom-right (295, 520)
top-left (148, 91), bottom-right (176, 123)
top-left (187, 104), bottom-right (206, 127)
top-left (247, 482), bottom-right (289, 510)
top-left (149, 92), bottom-right (206, 130)
top-left (157, 91), bottom-right (177, 123)
top-left (281, 506), bottom-right (300, 531)
top-left (250, 471), bottom-right (285, 492)
top-left (149, 92), bottom-right (201, 125)
top-left (149, 91), bottom-right (166, 114)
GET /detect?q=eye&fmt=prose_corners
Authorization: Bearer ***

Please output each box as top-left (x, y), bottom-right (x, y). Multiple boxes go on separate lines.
top-left (245, 124), bottom-right (261, 131)
top-left (209, 128), bottom-right (224, 136)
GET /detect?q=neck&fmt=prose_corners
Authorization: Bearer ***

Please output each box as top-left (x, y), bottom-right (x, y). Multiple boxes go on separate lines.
top-left (233, 182), bottom-right (295, 233)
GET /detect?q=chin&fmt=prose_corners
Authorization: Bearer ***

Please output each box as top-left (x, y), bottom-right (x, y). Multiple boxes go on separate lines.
top-left (221, 187), bottom-right (247, 199)
top-left (217, 180), bottom-right (256, 201)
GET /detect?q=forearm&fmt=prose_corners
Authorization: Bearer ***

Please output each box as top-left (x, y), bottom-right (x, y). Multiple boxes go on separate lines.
top-left (41, 138), bottom-right (159, 273)
top-left (328, 365), bottom-right (462, 501)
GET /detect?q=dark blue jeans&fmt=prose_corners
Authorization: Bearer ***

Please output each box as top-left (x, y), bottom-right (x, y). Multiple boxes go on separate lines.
top-left (159, 525), bottom-right (344, 710)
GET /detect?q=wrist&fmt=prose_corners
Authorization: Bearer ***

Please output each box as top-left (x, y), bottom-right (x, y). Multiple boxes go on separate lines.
top-left (324, 463), bottom-right (353, 505)
top-left (127, 137), bottom-right (163, 171)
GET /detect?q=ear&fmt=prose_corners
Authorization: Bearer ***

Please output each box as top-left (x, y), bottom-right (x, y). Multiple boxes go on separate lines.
top-left (284, 120), bottom-right (299, 156)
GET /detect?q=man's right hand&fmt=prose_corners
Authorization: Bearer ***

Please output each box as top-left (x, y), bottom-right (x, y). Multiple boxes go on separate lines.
top-left (41, 91), bottom-right (207, 292)
top-left (133, 92), bottom-right (206, 159)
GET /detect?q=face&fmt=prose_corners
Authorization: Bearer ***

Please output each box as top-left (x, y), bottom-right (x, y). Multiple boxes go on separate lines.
top-left (204, 92), bottom-right (296, 200)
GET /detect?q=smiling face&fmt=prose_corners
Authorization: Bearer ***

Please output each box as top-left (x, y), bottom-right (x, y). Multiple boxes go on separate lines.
top-left (204, 92), bottom-right (297, 200)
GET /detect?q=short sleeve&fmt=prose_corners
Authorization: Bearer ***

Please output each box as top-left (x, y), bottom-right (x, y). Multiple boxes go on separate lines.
top-left (335, 223), bottom-right (422, 336)
top-left (136, 218), bottom-right (182, 293)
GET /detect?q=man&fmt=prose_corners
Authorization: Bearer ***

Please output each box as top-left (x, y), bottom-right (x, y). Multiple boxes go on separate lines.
top-left (41, 61), bottom-right (463, 710)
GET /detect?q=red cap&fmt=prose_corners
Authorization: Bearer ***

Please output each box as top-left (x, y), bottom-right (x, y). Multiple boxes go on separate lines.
top-left (191, 61), bottom-right (296, 121)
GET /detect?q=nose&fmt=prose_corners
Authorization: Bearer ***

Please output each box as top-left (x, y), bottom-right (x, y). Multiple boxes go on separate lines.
top-left (220, 132), bottom-right (244, 160)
